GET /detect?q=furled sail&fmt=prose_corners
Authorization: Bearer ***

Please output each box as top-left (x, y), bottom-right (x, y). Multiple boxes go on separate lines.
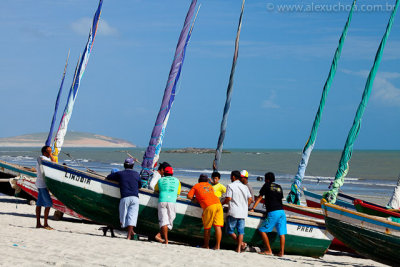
top-left (213, 0), bottom-right (245, 172)
top-left (286, 0), bottom-right (356, 205)
top-left (52, 0), bottom-right (103, 161)
top-left (323, 0), bottom-right (400, 204)
top-left (387, 174), bottom-right (400, 209)
top-left (45, 49), bottom-right (70, 147)
top-left (141, 0), bottom-right (198, 181)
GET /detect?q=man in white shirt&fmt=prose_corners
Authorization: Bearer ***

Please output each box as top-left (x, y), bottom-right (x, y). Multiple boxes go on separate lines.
top-left (35, 145), bottom-right (56, 230)
top-left (222, 170), bottom-right (252, 253)
top-left (149, 162), bottom-right (170, 190)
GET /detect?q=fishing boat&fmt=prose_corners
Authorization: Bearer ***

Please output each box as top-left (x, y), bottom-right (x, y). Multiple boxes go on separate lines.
top-left (353, 199), bottom-right (400, 218)
top-left (12, 176), bottom-right (88, 220)
top-left (0, 160), bottom-right (36, 199)
top-left (41, 159), bottom-right (332, 257)
top-left (321, 199), bottom-right (400, 266)
top-left (304, 189), bottom-right (356, 210)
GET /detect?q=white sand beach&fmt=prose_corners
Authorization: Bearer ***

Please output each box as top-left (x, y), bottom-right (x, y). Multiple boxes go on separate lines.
top-left (0, 196), bottom-right (385, 266)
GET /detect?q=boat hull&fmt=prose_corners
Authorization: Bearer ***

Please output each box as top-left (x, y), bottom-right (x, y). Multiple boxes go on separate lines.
top-left (0, 160), bottom-right (36, 200)
top-left (354, 199), bottom-right (400, 218)
top-left (304, 189), bottom-right (355, 210)
top-left (321, 200), bottom-right (400, 266)
top-left (42, 161), bottom-right (332, 257)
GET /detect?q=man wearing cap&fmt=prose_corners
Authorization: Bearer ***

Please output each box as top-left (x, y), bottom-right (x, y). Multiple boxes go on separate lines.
top-left (149, 162), bottom-right (171, 191)
top-left (187, 174), bottom-right (224, 249)
top-left (154, 166), bottom-right (181, 244)
top-left (106, 158), bottom-right (142, 240)
top-left (222, 170), bottom-right (253, 253)
top-left (250, 172), bottom-right (286, 257)
top-left (240, 170), bottom-right (255, 209)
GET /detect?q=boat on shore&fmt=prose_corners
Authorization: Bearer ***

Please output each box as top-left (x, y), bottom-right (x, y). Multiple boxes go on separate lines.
top-left (0, 160), bottom-right (36, 199)
top-left (42, 159), bottom-right (332, 257)
top-left (321, 199), bottom-right (400, 266)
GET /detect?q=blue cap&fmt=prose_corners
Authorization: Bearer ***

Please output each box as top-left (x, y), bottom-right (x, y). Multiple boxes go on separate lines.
top-left (124, 158), bottom-right (134, 165)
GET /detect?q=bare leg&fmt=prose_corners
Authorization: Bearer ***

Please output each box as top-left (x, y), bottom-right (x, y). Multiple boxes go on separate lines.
top-left (213, 226), bottom-right (222, 250)
top-left (36, 206), bottom-right (43, 228)
top-left (161, 225), bottom-right (169, 244)
top-left (127, 226), bottom-right (134, 240)
top-left (203, 229), bottom-right (211, 249)
top-left (43, 207), bottom-right (52, 229)
top-left (236, 234), bottom-right (244, 253)
top-left (278, 235), bottom-right (285, 257)
top-left (259, 231), bottom-right (273, 255)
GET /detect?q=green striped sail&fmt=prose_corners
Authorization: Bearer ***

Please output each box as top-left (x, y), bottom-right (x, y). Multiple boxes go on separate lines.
top-left (323, 0), bottom-right (400, 203)
top-left (286, 0), bottom-right (357, 204)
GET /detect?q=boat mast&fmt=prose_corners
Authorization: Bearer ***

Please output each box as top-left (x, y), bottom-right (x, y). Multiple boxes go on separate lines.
top-left (213, 0), bottom-right (245, 172)
top-left (141, 0), bottom-right (198, 183)
top-left (52, 0), bottom-right (103, 162)
top-left (45, 49), bottom-right (70, 147)
top-left (323, 0), bottom-right (400, 204)
top-left (286, 0), bottom-right (357, 205)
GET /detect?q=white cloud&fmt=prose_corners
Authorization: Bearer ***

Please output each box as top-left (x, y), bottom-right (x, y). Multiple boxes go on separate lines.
top-left (262, 90), bottom-right (280, 109)
top-left (71, 18), bottom-right (118, 36)
top-left (342, 69), bottom-right (400, 106)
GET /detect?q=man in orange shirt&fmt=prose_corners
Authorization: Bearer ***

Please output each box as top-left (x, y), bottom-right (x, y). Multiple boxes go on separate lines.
top-left (187, 174), bottom-right (224, 249)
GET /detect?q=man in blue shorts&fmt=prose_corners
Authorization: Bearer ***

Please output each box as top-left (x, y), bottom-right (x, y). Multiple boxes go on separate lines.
top-left (251, 172), bottom-right (286, 257)
top-left (35, 145), bottom-right (56, 230)
top-left (107, 158), bottom-right (142, 240)
top-left (222, 170), bottom-right (252, 253)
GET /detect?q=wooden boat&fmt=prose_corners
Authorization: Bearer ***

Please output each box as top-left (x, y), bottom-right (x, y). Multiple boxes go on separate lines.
top-left (13, 176), bottom-right (88, 220)
top-left (0, 159), bottom-right (36, 199)
top-left (42, 159), bottom-right (332, 257)
top-left (304, 189), bottom-right (356, 210)
top-left (321, 199), bottom-right (400, 266)
top-left (353, 199), bottom-right (400, 218)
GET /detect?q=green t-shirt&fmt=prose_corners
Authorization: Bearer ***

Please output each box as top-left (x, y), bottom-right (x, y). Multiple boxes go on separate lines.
top-left (155, 176), bottom-right (181, 203)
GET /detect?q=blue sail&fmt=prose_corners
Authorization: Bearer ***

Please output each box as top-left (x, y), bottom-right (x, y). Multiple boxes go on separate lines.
top-left (45, 50), bottom-right (70, 147)
top-left (141, 0), bottom-right (198, 182)
top-left (213, 0), bottom-right (245, 171)
top-left (53, 0), bottom-right (103, 161)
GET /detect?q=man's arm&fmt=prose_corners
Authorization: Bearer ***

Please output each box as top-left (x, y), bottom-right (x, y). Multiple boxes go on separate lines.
top-left (222, 197), bottom-right (231, 205)
top-left (250, 195), bottom-right (263, 211)
top-left (248, 197), bottom-right (253, 207)
top-left (187, 187), bottom-right (195, 200)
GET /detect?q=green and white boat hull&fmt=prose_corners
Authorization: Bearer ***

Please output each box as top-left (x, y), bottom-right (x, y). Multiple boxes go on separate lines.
top-left (321, 199), bottom-right (400, 266)
top-left (42, 160), bottom-right (332, 257)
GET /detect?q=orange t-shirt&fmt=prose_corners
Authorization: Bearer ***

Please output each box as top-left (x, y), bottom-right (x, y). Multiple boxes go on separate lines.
top-left (187, 182), bottom-right (221, 209)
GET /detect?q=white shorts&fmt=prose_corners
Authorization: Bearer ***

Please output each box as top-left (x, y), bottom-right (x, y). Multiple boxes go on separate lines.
top-left (119, 196), bottom-right (139, 228)
top-left (158, 202), bottom-right (176, 230)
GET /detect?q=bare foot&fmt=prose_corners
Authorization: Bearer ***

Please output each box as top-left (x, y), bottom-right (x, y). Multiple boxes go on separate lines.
top-left (36, 224), bottom-right (44, 229)
top-left (44, 226), bottom-right (54, 230)
top-left (212, 246), bottom-right (220, 250)
top-left (155, 234), bottom-right (165, 243)
top-left (277, 252), bottom-right (284, 257)
top-left (258, 251), bottom-right (273, 256)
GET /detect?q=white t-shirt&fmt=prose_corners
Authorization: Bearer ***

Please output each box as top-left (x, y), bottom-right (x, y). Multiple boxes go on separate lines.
top-left (149, 171), bottom-right (161, 190)
top-left (226, 180), bottom-right (252, 219)
top-left (35, 155), bottom-right (51, 189)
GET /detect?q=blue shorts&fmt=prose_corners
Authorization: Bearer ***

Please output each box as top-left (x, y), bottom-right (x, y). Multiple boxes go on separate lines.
top-left (119, 196), bottom-right (139, 228)
top-left (259, 209), bottom-right (287, 235)
top-left (36, 188), bottom-right (53, 207)
top-left (226, 216), bottom-right (245, 235)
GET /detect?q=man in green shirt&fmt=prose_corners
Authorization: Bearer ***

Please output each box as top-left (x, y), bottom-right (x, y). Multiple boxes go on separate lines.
top-left (154, 166), bottom-right (181, 244)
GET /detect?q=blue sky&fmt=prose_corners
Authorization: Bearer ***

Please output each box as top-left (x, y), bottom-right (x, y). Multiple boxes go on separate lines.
top-left (1, 0), bottom-right (400, 149)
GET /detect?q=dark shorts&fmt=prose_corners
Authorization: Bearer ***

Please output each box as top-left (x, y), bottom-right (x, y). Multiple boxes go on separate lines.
top-left (36, 188), bottom-right (53, 207)
top-left (226, 215), bottom-right (245, 235)
top-left (258, 209), bottom-right (287, 235)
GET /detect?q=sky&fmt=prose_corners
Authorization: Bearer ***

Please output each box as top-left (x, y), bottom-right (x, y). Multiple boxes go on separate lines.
top-left (1, 0), bottom-right (400, 150)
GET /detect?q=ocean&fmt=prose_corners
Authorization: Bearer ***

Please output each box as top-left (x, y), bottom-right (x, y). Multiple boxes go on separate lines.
top-left (1, 147), bottom-right (399, 205)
